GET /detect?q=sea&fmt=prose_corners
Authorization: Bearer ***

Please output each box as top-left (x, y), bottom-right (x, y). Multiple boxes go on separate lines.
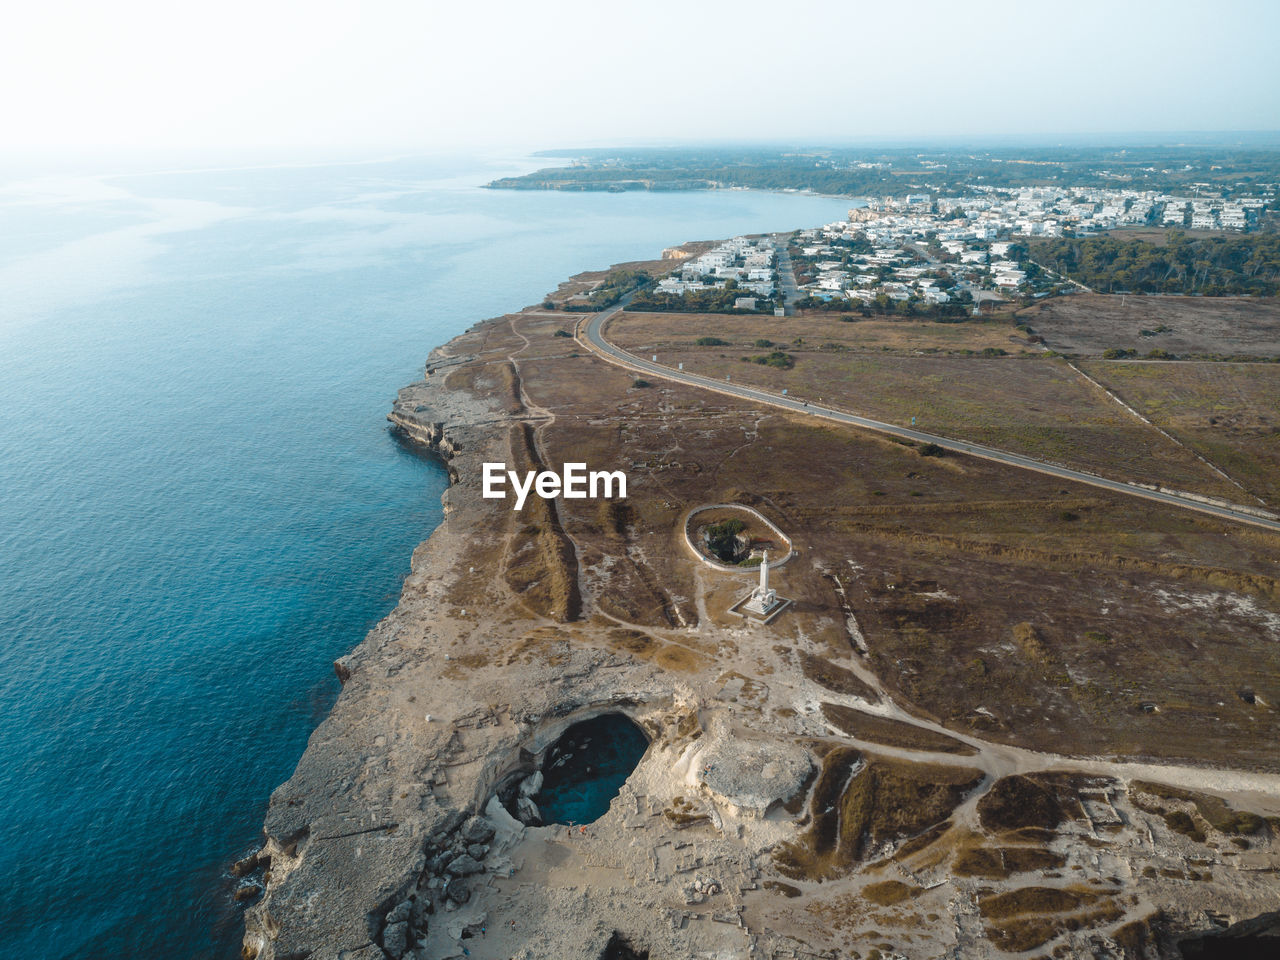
top-left (0, 152), bottom-right (854, 959)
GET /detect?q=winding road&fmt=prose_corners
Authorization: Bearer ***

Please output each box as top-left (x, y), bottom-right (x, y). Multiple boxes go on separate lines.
top-left (578, 302), bottom-right (1280, 533)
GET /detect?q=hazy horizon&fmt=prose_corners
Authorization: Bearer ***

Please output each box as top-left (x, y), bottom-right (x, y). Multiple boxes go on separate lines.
top-left (4, 0), bottom-right (1278, 157)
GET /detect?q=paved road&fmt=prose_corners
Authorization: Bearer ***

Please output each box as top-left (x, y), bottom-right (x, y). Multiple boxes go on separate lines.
top-left (771, 234), bottom-right (800, 315)
top-left (580, 305), bottom-right (1280, 533)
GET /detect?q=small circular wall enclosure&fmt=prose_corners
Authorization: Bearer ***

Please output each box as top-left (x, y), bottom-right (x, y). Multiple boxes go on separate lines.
top-left (685, 504), bottom-right (793, 570)
top-left (503, 714), bottom-right (649, 826)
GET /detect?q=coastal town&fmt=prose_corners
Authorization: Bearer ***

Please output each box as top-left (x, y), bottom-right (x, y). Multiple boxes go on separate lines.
top-left (639, 182), bottom-right (1276, 315)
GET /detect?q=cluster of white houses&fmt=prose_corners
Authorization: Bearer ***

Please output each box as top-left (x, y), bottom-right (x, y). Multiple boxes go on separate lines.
top-left (797, 239), bottom-right (957, 303)
top-left (794, 226), bottom-right (1035, 305)
top-left (854, 185), bottom-right (1263, 240)
top-left (787, 182), bottom-right (1269, 305)
top-left (655, 236), bottom-right (777, 299)
top-left (1158, 196), bottom-right (1260, 230)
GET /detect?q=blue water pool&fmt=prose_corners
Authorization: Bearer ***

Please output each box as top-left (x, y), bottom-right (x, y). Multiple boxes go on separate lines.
top-left (534, 714), bottom-right (650, 825)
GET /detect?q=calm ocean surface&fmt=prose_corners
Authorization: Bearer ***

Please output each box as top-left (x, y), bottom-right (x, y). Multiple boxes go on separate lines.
top-left (0, 153), bottom-right (852, 958)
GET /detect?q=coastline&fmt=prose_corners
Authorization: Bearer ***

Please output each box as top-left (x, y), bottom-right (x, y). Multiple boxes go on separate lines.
top-left (240, 315), bottom-right (689, 960)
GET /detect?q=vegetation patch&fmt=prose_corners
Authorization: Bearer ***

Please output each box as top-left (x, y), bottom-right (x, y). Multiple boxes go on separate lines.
top-left (1130, 780), bottom-right (1266, 835)
top-left (502, 423), bottom-right (582, 622)
top-left (820, 702), bottom-right (977, 755)
top-left (605, 628), bottom-right (656, 656)
top-left (953, 845), bottom-right (1066, 879)
top-left (977, 775), bottom-right (1069, 833)
top-left (799, 652), bottom-right (879, 700)
top-left (775, 751), bottom-right (982, 879)
top-left (1163, 810), bottom-right (1206, 842)
top-left (985, 902), bottom-right (1124, 954)
top-left (862, 880), bottom-right (922, 907)
top-left (890, 819), bottom-right (953, 861)
top-left (763, 880), bottom-right (802, 898)
top-left (743, 350), bottom-right (794, 369)
top-left (663, 794), bottom-right (711, 828)
top-left (978, 884), bottom-right (1125, 953)
top-left (564, 268), bottom-right (651, 310)
top-left (1012, 621), bottom-right (1050, 664)
top-left (705, 518), bottom-right (746, 562)
top-left (978, 884), bottom-right (1103, 921)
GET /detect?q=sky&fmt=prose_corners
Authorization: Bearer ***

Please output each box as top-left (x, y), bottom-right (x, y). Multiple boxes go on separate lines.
top-left (2, 0), bottom-right (1278, 155)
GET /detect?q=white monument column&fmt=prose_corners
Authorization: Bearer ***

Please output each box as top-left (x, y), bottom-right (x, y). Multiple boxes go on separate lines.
top-left (744, 549), bottom-right (778, 615)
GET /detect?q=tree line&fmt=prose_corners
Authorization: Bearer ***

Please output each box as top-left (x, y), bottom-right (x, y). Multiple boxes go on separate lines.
top-left (629, 288), bottom-right (774, 314)
top-left (1029, 233), bottom-right (1280, 296)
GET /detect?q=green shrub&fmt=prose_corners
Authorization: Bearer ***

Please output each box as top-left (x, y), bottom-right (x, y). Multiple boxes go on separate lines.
top-left (706, 518), bottom-right (746, 561)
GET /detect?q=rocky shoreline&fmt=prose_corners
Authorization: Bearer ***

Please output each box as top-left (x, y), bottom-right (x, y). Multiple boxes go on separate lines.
top-left (239, 334), bottom-right (724, 960)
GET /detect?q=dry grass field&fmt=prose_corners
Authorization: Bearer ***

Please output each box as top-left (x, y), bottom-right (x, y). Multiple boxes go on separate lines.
top-left (609, 321), bottom-right (1248, 500)
top-left (1079, 360), bottom-right (1280, 507)
top-left (612, 310), bottom-right (1034, 356)
top-left (1017, 293), bottom-right (1280, 357)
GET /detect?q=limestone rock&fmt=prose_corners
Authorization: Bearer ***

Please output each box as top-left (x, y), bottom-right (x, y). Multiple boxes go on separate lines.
top-left (484, 794), bottom-right (526, 839)
top-left (516, 796), bottom-right (541, 825)
top-left (518, 771), bottom-right (543, 798)
top-left (337, 946), bottom-right (387, 960)
top-left (695, 732), bottom-right (814, 819)
top-left (446, 854), bottom-right (483, 876)
top-left (385, 899), bottom-right (412, 925)
top-left (460, 815), bottom-right (495, 844)
top-left (381, 920), bottom-right (409, 959)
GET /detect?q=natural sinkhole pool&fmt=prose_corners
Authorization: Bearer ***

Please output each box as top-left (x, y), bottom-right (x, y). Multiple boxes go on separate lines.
top-left (534, 714), bottom-right (650, 825)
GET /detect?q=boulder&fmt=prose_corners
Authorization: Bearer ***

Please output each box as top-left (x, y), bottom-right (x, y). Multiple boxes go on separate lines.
top-left (445, 877), bottom-right (470, 904)
top-left (445, 854), bottom-right (483, 877)
top-left (466, 843), bottom-right (489, 860)
top-left (381, 920), bottom-right (410, 959)
top-left (386, 899), bottom-right (413, 925)
top-left (460, 815), bottom-right (496, 844)
top-left (231, 851), bottom-right (263, 877)
top-left (427, 853), bottom-right (449, 874)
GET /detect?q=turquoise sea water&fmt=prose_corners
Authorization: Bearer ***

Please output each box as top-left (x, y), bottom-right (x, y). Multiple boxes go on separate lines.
top-left (0, 154), bottom-right (853, 959)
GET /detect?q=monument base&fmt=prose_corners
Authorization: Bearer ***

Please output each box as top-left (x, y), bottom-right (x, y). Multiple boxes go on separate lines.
top-left (728, 592), bottom-right (792, 624)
